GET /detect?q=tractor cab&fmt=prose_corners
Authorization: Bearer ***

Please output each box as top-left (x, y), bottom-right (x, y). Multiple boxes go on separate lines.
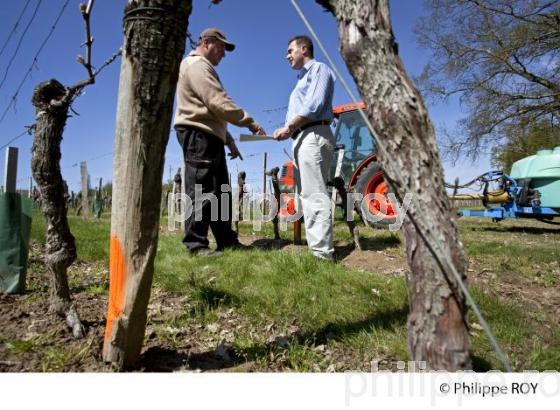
top-left (330, 102), bottom-right (396, 226)
top-left (331, 102), bottom-right (376, 184)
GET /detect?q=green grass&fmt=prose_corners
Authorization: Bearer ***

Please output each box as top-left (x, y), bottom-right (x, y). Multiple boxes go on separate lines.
top-left (28, 207), bottom-right (560, 371)
top-left (3, 330), bottom-right (60, 357)
top-left (41, 348), bottom-right (70, 372)
top-left (459, 218), bottom-right (560, 286)
top-left (31, 210), bottom-right (111, 262)
top-left (468, 287), bottom-right (560, 371)
top-left (5, 338), bottom-right (39, 355)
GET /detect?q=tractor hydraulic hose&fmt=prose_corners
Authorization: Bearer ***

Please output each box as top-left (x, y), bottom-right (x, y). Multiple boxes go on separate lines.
top-left (444, 172), bottom-right (505, 189)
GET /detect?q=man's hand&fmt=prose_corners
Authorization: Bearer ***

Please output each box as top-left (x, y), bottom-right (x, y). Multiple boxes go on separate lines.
top-left (225, 132), bottom-right (243, 160)
top-left (251, 124), bottom-right (267, 136)
top-left (273, 126), bottom-right (292, 141)
top-left (227, 138), bottom-right (243, 160)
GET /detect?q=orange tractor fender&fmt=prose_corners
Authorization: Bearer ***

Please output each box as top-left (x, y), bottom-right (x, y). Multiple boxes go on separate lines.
top-left (347, 154), bottom-right (377, 189)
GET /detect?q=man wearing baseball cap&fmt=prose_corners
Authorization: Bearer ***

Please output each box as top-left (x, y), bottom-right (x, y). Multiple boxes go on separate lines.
top-left (174, 28), bottom-right (266, 257)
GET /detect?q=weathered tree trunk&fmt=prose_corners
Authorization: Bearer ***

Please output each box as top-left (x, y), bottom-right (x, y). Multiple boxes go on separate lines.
top-left (102, 0), bottom-right (192, 369)
top-left (30, 79), bottom-right (85, 339)
top-left (317, 0), bottom-right (471, 370)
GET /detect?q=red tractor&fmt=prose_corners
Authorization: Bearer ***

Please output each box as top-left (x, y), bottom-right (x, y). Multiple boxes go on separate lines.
top-left (278, 101), bottom-right (396, 227)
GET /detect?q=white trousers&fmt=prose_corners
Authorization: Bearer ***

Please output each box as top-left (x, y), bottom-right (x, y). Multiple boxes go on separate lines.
top-left (292, 125), bottom-right (335, 259)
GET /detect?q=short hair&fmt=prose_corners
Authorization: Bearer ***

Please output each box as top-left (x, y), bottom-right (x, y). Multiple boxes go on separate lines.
top-left (288, 35), bottom-right (314, 58)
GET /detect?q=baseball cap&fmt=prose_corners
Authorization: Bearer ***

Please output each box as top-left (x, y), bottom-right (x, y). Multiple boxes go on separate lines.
top-left (200, 28), bottom-right (235, 52)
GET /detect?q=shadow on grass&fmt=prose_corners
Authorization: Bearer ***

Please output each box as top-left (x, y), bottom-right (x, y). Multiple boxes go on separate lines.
top-left (250, 238), bottom-right (293, 250)
top-left (359, 235), bottom-right (402, 251)
top-left (140, 306), bottom-right (483, 372)
top-left (335, 244), bottom-right (356, 260)
top-left (471, 355), bottom-right (494, 372)
top-left (335, 233), bottom-right (402, 260)
top-left (469, 225), bottom-right (560, 235)
top-left (192, 285), bottom-right (240, 310)
top-left (234, 306), bottom-right (410, 366)
top-left (297, 306), bottom-right (409, 345)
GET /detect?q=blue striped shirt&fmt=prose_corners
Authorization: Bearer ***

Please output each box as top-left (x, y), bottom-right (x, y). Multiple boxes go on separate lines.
top-left (285, 59), bottom-right (335, 125)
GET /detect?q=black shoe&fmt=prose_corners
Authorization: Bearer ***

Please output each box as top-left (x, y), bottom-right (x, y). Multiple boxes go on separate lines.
top-left (191, 248), bottom-right (223, 257)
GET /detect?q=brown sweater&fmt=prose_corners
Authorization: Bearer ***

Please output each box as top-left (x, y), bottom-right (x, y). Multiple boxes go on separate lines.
top-left (173, 51), bottom-right (258, 143)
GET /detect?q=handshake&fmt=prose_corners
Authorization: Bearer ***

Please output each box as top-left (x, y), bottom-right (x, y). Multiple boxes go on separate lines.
top-left (248, 121), bottom-right (296, 141)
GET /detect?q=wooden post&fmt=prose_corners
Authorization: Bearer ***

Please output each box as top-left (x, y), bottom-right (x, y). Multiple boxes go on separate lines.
top-left (3, 147), bottom-right (18, 193)
top-left (332, 147), bottom-right (344, 221)
top-left (80, 162), bottom-right (89, 217)
top-left (293, 218), bottom-right (302, 245)
top-left (98, 177), bottom-right (103, 199)
top-left (262, 152), bottom-right (267, 214)
top-left (95, 177), bottom-right (103, 218)
top-left (103, 0), bottom-right (192, 369)
top-left (266, 167), bottom-right (281, 240)
top-left (160, 191), bottom-right (168, 217)
top-left (170, 167), bottom-right (182, 226)
top-left (235, 171), bottom-right (246, 233)
top-left (180, 166), bottom-right (186, 231)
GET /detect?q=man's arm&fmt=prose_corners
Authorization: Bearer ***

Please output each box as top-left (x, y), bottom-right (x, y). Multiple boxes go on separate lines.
top-left (191, 61), bottom-right (264, 134)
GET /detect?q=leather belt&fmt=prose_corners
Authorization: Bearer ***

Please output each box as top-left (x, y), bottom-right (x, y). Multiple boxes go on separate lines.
top-left (291, 120), bottom-right (331, 139)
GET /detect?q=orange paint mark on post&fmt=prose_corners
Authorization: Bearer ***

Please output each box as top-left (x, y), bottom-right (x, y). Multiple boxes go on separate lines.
top-left (104, 235), bottom-right (127, 340)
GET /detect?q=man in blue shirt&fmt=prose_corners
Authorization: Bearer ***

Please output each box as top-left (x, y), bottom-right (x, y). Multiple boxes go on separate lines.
top-left (273, 35), bottom-right (336, 261)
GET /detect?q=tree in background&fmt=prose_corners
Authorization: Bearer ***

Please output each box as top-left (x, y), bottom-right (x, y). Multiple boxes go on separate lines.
top-left (491, 118), bottom-right (560, 171)
top-left (415, 0), bottom-right (560, 162)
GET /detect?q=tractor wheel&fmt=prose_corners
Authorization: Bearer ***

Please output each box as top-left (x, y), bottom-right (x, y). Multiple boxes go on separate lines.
top-left (353, 162), bottom-right (397, 228)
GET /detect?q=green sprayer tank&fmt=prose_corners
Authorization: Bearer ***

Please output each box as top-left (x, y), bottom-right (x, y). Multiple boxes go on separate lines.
top-left (510, 146), bottom-right (560, 208)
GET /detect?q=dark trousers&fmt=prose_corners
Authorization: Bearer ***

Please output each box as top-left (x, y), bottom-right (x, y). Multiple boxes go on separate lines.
top-left (176, 126), bottom-right (238, 251)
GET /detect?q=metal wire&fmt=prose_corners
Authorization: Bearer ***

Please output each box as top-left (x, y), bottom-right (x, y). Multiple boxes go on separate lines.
top-left (0, 129), bottom-right (29, 151)
top-left (70, 151), bottom-right (113, 167)
top-left (0, 0), bottom-right (70, 125)
top-left (0, 0), bottom-right (43, 89)
top-left (290, 0), bottom-right (512, 371)
top-left (0, 0), bottom-right (34, 59)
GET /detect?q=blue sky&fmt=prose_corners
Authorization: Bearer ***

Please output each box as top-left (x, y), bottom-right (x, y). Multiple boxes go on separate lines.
top-left (0, 0), bottom-right (490, 194)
